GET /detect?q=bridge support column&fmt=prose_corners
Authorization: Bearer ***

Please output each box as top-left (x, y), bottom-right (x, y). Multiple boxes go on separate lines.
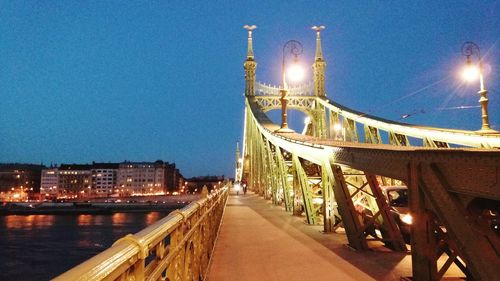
top-left (259, 136), bottom-right (272, 200)
top-left (408, 162), bottom-right (438, 280)
top-left (332, 164), bottom-right (369, 250)
top-left (408, 162), bottom-right (500, 281)
top-left (292, 163), bottom-right (303, 216)
top-left (264, 140), bottom-right (279, 204)
top-left (322, 163), bottom-right (337, 232)
top-left (365, 174), bottom-right (406, 251)
top-left (331, 165), bottom-right (406, 251)
top-left (292, 154), bottom-right (317, 224)
top-left (276, 147), bottom-right (293, 212)
top-left (291, 154), bottom-right (324, 224)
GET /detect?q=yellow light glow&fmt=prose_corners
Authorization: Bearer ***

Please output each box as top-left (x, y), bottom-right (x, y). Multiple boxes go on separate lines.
top-left (287, 64), bottom-right (305, 83)
top-left (462, 64), bottom-right (479, 82)
top-left (400, 213), bottom-right (413, 225)
top-left (333, 123), bottom-right (342, 132)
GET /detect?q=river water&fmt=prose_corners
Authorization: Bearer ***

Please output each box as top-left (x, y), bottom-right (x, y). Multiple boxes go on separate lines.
top-left (0, 211), bottom-right (174, 281)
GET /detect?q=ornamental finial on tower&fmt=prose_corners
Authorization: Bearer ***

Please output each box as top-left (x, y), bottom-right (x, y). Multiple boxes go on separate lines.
top-left (312, 25), bottom-right (325, 61)
top-left (244, 25), bottom-right (257, 59)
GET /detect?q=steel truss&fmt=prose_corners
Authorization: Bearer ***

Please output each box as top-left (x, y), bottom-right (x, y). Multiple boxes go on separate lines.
top-left (241, 27), bottom-right (499, 280)
top-left (242, 97), bottom-right (500, 280)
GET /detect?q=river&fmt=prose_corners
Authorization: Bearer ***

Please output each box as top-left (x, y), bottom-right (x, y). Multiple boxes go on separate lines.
top-left (0, 211), bottom-right (174, 280)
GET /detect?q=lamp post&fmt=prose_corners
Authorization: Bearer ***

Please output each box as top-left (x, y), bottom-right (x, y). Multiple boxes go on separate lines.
top-left (276, 40), bottom-right (304, 133)
top-left (461, 42), bottom-right (497, 133)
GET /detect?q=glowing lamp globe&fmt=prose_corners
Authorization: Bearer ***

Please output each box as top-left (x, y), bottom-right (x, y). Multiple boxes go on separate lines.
top-left (462, 64), bottom-right (479, 82)
top-left (287, 64), bottom-right (305, 83)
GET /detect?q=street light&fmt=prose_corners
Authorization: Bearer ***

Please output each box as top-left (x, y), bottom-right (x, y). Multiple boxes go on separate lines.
top-left (276, 40), bottom-right (304, 133)
top-left (461, 42), bottom-right (497, 133)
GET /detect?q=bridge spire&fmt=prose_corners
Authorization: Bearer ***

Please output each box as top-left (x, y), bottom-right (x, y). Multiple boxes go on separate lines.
top-left (243, 25), bottom-right (257, 96)
top-left (311, 25), bottom-right (328, 138)
top-left (312, 25), bottom-right (326, 98)
top-left (244, 25), bottom-right (256, 59)
top-left (312, 25), bottom-right (325, 61)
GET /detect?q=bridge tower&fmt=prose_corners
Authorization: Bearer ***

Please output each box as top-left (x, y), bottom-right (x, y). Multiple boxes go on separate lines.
top-left (242, 25), bottom-right (258, 194)
top-left (243, 25), bottom-right (257, 97)
top-left (311, 26), bottom-right (328, 138)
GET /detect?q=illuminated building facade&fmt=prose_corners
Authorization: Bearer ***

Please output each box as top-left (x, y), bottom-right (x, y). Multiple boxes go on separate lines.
top-left (0, 164), bottom-right (43, 201)
top-left (40, 168), bottom-right (59, 199)
top-left (91, 163), bottom-right (119, 197)
top-left (58, 164), bottom-right (92, 198)
top-left (117, 161), bottom-right (166, 196)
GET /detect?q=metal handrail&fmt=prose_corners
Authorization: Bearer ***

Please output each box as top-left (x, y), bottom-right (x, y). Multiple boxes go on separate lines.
top-left (53, 184), bottom-right (229, 281)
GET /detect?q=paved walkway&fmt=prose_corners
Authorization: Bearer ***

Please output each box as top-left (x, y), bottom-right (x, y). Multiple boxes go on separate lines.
top-left (207, 192), bottom-right (415, 281)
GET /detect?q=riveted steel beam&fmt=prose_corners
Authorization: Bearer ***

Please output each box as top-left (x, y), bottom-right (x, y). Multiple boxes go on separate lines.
top-left (418, 163), bottom-right (500, 281)
top-left (264, 140), bottom-right (279, 204)
top-left (293, 154), bottom-right (319, 224)
top-left (321, 162), bottom-right (338, 232)
top-left (332, 164), bottom-right (369, 250)
top-left (408, 161), bottom-right (439, 281)
top-left (365, 174), bottom-right (406, 251)
top-left (276, 147), bottom-right (293, 211)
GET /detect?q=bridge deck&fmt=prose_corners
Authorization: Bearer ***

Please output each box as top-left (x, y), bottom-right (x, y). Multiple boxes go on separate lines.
top-left (207, 192), bottom-right (429, 281)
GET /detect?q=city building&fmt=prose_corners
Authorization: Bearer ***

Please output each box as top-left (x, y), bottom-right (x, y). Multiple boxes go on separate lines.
top-left (186, 175), bottom-right (225, 193)
top-left (91, 163), bottom-right (119, 197)
top-left (117, 161), bottom-right (165, 196)
top-left (0, 163), bottom-right (44, 201)
top-left (58, 164), bottom-right (92, 199)
top-left (0, 160), bottom-right (184, 200)
top-left (40, 168), bottom-right (59, 200)
top-left (164, 162), bottom-right (184, 192)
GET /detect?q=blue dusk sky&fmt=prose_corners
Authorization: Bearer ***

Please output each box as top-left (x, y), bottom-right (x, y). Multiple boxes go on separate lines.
top-left (0, 1), bottom-right (499, 177)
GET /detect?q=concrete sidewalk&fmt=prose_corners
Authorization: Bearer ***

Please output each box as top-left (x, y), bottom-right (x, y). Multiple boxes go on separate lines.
top-left (207, 192), bottom-right (412, 281)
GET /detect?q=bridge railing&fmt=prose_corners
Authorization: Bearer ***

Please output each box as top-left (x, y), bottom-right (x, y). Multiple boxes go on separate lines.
top-left (255, 81), bottom-right (315, 96)
top-left (53, 184), bottom-right (229, 281)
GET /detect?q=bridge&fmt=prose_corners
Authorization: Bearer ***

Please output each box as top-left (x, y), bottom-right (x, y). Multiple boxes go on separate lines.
top-left (54, 26), bottom-right (499, 281)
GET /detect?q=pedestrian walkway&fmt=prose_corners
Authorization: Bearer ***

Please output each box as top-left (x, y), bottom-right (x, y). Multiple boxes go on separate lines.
top-left (206, 192), bottom-right (413, 281)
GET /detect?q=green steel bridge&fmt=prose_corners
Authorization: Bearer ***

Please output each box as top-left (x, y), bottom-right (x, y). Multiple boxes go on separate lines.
top-left (55, 26), bottom-right (499, 281)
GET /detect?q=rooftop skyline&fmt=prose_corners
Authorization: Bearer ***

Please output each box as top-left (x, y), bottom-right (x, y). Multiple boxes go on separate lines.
top-left (1, 1), bottom-right (499, 177)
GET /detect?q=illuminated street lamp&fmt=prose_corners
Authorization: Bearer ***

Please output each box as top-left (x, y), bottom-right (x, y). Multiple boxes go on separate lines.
top-left (333, 123), bottom-right (343, 140)
top-left (461, 42), bottom-right (497, 133)
top-left (276, 40), bottom-right (304, 133)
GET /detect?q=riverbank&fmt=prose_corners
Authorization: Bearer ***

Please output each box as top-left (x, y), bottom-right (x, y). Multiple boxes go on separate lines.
top-left (0, 194), bottom-right (200, 215)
